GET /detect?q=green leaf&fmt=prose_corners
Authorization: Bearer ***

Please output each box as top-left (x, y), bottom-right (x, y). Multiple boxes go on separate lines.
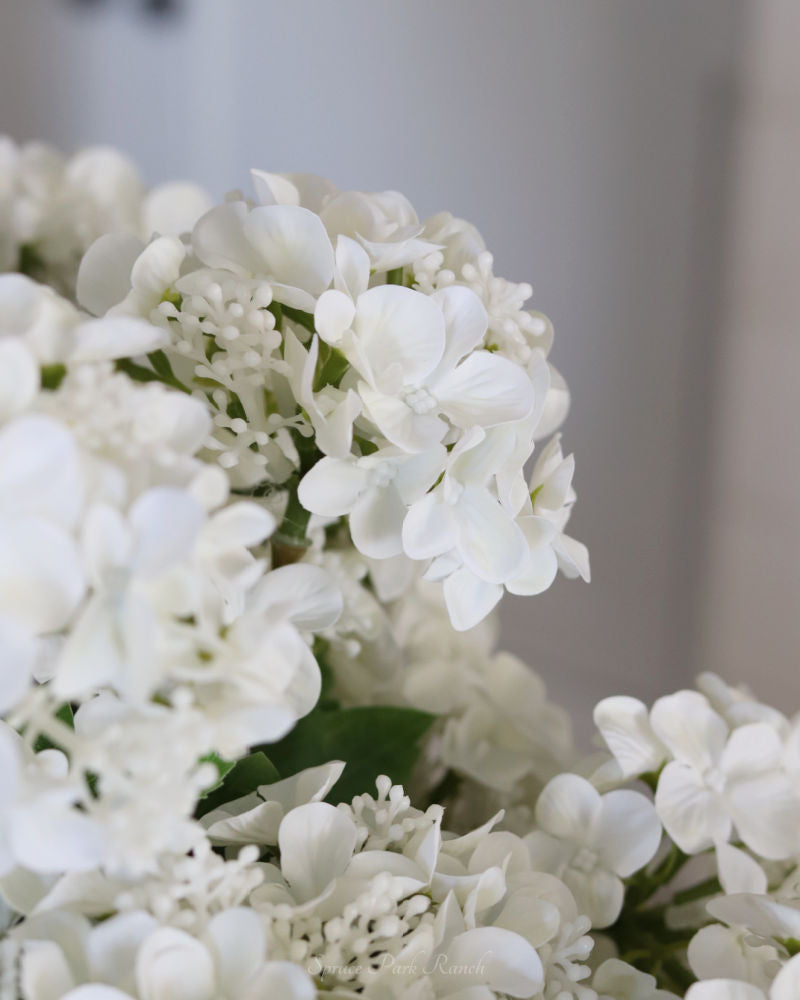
top-left (40, 363), bottom-right (67, 391)
top-left (34, 702), bottom-right (75, 754)
top-left (18, 243), bottom-right (45, 278)
top-left (115, 357), bottom-right (189, 394)
top-left (263, 705), bottom-right (436, 805)
top-left (385, 267), bottom-right (404, 285)
top-left (195, 751), bottom-right (280, 818)
top-left (281, 305), bottom-right (316, 334)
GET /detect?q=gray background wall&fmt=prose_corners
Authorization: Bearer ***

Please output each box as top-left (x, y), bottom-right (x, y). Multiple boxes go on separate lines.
top-left (3, 1), bottom-right (794, 731)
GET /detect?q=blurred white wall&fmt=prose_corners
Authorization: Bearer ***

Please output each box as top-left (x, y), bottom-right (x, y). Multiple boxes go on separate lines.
top-left (696, 0), bottom-right (800, 708)
top-left (0, 0), bottom-right (753, 728)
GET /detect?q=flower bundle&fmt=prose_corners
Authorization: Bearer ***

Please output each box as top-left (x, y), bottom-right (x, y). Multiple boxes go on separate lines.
top-left (0, 138), bottom-right (796, 1000)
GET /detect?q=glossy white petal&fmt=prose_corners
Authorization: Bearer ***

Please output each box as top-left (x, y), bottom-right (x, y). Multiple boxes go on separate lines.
top-left (443, 568), bottom-right (503, 631)
top-left (243, 962), bottom-right (316, 1000)
top-left (535, 773), bottom-right (602, 839)
top-left (359, 381), bottom-right (446, 453)
top-left (314, 289), bottom-right (356, 347)
top-left (10, 802), bottom-right (106, 873)
top-left (129, 488), bottom-right (205, 577)
top-left (772, 953), bottom-right (800, 1000)
top-left (444, 927), bottom-right (544, 997)
top-left (0, 519), bottom-right (85, 633)
top-left (298, 456), bottom-right (369, 516)
top-left (350, 485), bottom-right (406, 559)
top-left (143, 182), bottom-right (213, 236)
top-left (243, 204), bottom-right (334, 297)
top-left (135, 927), bottom-right (215, 1000)
top-left (0, 339), bottom-right (38, 419)
top-left (71, 317), bottom-right (166, 362)
top-left (431, 285), bottom-right (489, 374)
top-left (595, 789), bottom-right (662, 877)
top-left (650, 691), bottom-right (727, 771)
top-left (204, 908), bottom-right (264, 997)
top-left (716, 843), bottom-right (768, 895)
top-left (0, 614), bottom-right (35, 713)
top-left (403, 493), bottom-right (457, 561)
top-left (655, 760), bottom-right (730, 853)
top-left (76, 232), bottom-right (144, 315)
top-left (353, 285), bottom-right (445, 389)
top-left (454, 487), bottom-right (527, 584)
top-left (192, 202), bottom-right (260, 274)
top-left (436, 352), bottom-right (534, 429)
top-left (0, 415), bottom-right (83, 528)
top-left (593, 695), bottom-right (667, 778)
top-left (278, 802), bottom-right (357, 903)
top-left (254, 563), bottom-right (342, 630)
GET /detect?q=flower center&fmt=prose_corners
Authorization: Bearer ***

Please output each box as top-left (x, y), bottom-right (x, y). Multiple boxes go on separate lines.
top-left (404, 387), bottom-right (438, 415)
top-left (571, 846), bottom-right (598, 874)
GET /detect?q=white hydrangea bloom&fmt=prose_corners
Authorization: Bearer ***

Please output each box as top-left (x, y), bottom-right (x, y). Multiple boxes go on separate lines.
top-left (0, 136), bottom-right (211, 297)
top-left (75, 166), bottom-right (587, 631)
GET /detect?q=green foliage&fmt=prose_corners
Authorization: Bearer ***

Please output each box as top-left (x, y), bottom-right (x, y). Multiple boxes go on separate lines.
top-left (263, 705), bottom-right (436, 805)
top-left (196, 750), bottom-right (280, 818)
top-left (17, 243), bottom-right (45, 279)
top-left (40, 363), bottom-right (67, 391)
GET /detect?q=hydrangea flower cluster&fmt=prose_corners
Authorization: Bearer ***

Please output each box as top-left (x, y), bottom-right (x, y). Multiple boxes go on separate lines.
top-left (0, 138), bottom-right (212, 299)
top-left (73, 167), bottom-right (588, 631)
top-left (2, 139), bottom-right (794, 1000)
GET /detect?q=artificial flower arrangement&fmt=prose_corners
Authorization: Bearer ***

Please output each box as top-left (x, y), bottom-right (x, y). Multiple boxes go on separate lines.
top-left (0, 136), bottom-right (798, 1000)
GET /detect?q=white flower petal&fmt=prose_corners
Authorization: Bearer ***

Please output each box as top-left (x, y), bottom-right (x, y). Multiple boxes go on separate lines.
top-left (594, 789), bottom-right (662, 877)
top-left (243, 204), bottom-right (334, 296)
top-left (650, 691), bottom-right (728, 771)
top-left (0, 415), bottom-right (83, 528)
top-left (436, 352), bottom-right (533, 429)
top-left (254, 563), bottom-right (342, 631)
top-left (443, 927), bottom-right (544, 997)
top-left (192, 202), bottom-right (260, 274)
top-left (720, 723), bottom-right (782, 779)
top-left (334, 235), bottom-right (370, 300)
top-left (353, 285), bottom-right (445, 389)
top-left (0, 519), bottom-right (85, 634)
top-left (298, 456), bottom-right (369, 517)
top-left (135, 927), bottom-right (214, 1000)
top-left (314, 289), bottom-right (356, 347)
top-left (278, 802), bottom-right (357, 903)
top-left (402, 493), bottom-right (456, 561)
top-left (129, 488), bottom-right (205, 577)
top-left (443, 567), bottom-right (502, 631)
top-left (204, 908), bottom-right (264, 997)
top-left (359, 382), bottom-right (446, 453)
top-left (593, 695), bottom-right (668, 778)
top-left (0, 614), bottom-right (35, 713)
top-left (716, 843), bottom-right (768, 895)
top-left (564, 867), bottom-right (624, 928)
top-left (243, 962), bottom-right (316, 1000)
top-left (250, 169), bottom-right (301, 206)
top-left (76, 233), bottom-right (144, 315)
top-left (350, 485), bottom-right (406, 559)
top-left (143, 182), bottom-right (213, 236)
top-left (772, 953), bottom-right (800, 1000)
top-left (728, 772), bottom-right (800, 860)
top-left (655, 760), bottom-right (730, 853)
top-left (454, 486), bottom-right (527, 584)
top-left (10, 802), bottom-right (106, 873)
top-left (88, 911), bottom-right (158, 989)
top-left (0, 339), bottom-right (38, 420)
top-left (71, 317), bottom-right (166, 362)
top-left (431, 285), bottom-right (488, 374)
top-left (535, 773), bottom-right (602, 839)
